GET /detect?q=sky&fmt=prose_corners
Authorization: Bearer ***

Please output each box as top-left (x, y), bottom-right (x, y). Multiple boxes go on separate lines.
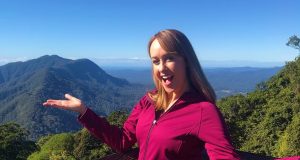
top-left (0, 0), bottom-right (299, 67)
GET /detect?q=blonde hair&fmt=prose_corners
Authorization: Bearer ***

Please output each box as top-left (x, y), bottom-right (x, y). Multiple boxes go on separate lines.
top-left (148, 29), bottom-right (216, 110)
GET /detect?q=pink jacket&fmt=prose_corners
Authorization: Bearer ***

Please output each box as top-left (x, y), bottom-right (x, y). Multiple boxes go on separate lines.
top-left (78, 91), bottom-right (240, 160)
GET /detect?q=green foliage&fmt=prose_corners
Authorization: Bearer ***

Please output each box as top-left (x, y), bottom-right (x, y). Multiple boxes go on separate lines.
top-left (49, 151), bottom-right (76, 160)
top-left (28, 110), bottom-right (128, 159)
top-left (87, 144), bottom-right (112, 160)
top-left (107, 110), bottom-right (129, 127)
top-left (0, 122), bottom-right (37, 160)
top-left (28, 133), bottom-right (75, 160)
top-left (276, 114), bottom-right (300, 157)
top-left (218, 56), bottom-right (300, 157)
top-left (286, 35), bottom-right (300, 52)
top-left (72, 128), bottom-right (112, 160)
top-left (36, 134), bottom-right (53, 147)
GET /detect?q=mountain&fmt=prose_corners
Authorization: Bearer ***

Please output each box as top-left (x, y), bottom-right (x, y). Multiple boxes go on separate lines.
top-left (217, 57), bottom-right (300, 157)
top-left (103, 67), bottom-right (282, 98)
top-left (0, 55), bottom-right (147, 140)
top-left (205, 67), bottom-right (282, 97)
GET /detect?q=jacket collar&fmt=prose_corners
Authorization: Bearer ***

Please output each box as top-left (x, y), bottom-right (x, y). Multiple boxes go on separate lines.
top-left (147, 89), bottom-right (209, 106)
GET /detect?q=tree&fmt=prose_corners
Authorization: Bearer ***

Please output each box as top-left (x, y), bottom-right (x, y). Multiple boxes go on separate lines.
top-left (28, 133), bottom-right (76, 160)
top-left (28, 110), bottom-right (129, 160)
top-left (276, 114), bottom-right (300, 157)
top-left (73, 128), bottom-right (112, 160)
top-left (107, 110), bottom-right (128, 127)
top-left (0, 122), bottom-right (37, 160)
top-left (286, 35), bottom-right (300, 53)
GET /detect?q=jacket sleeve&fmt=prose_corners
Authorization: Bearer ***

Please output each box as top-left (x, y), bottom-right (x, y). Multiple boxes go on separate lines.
top-left (77, 95), bottom-right (146, 152)
top-left (198, 102), bottom-right (240, 160)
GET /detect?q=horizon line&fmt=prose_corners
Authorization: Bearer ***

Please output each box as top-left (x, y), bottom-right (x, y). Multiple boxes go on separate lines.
top-left (0, 55), bottom-right (289, 68)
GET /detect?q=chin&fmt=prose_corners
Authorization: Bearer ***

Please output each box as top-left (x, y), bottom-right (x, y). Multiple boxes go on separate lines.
top-left (163, 87), bottom-right (175, 94)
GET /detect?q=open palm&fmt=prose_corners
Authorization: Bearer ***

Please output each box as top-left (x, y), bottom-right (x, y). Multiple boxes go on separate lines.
top-left (43, 94), bottom-right (86, 114)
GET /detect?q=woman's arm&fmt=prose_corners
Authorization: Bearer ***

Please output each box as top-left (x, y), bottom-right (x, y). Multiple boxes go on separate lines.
top-left (198, 102), bottom-right (240, 160)
top-left (43, 94), bottom-right (146, 152)
top-left (78, 99), bottom-right (144, 152)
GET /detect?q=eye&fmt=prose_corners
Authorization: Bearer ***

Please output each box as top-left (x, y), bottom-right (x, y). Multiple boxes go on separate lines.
top-left (152, 59), bottom-right (160, 65)
top-left (165, 55), bottom-right (175, 62)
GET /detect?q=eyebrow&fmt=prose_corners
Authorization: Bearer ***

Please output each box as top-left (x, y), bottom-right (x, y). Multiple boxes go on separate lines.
top-left (150, 52), bottom-right (177, 59)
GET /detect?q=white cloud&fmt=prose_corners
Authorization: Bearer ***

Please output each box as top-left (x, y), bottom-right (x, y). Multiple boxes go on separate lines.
top-left (0, 57), bottom-right (29, 66)
top-left (90, 57), bottom-right (151, 68)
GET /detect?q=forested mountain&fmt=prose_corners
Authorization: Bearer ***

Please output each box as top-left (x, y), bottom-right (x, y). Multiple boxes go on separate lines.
top-left (1, 56), bottom-right (299, 159)
top-left (23, 57), bottom-right (300, 159)
top-left (0, 55), bottom-right (147, 139)
top-left (218, 56), bottom-right (300, 157)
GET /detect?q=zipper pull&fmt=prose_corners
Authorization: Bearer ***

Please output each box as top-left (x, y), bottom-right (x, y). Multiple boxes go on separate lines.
top-left (152, 120), bottom-right (157, 125)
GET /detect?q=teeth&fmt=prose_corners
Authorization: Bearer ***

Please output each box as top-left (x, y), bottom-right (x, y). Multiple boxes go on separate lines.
top-left (162, 75), bottom-right (171, 80)
top-left (162, 76), bottom-right (169, 79)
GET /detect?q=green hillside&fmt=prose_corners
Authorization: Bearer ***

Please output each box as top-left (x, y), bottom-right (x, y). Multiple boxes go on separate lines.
top-left (218, 56), bottom-right (300, 157)
top-left (0, 122), bottom-right (37, 160)
top-left (1, 56), bottom-right (299, 159)
top-left (27, 111), bottom-right (128, 160)
top-left (0, 55), bottom-right (147, 140)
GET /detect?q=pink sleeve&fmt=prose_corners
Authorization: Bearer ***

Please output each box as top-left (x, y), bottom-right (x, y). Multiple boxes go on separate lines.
top-left (198, 102), bottom-right (240, 160)
top-left (78, 96), bottom-right (146, 152)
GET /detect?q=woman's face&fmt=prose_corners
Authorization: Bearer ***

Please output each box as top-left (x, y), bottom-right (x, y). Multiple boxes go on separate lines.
top-left (149, 39), bottom-right (189, 96)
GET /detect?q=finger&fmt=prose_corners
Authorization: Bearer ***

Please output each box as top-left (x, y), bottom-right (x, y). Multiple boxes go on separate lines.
top-left (43, 99), bottom-right (59, 102)
top-left (44, 102), bottom-right (68, 110)
top-left (43, 100), bottom-right (66, 109)
top-left (43, 100), bottom-right (62, 106)
top-left (43, 101), bottom-right (53, 106)
top-left (43, 99), bottom-right (55, 106)
top-left (65, 94), bottom-right (78, 101)
top-left (43, 100), bottom-right (76, 112)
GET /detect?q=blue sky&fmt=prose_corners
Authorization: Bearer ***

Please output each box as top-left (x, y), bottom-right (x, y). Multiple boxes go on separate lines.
top-left (0, 0), bottom-right (299, 67)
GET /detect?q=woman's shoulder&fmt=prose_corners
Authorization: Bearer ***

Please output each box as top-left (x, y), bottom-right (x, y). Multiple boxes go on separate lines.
top-left (135, 89), bottom-right (156, 108)
top-left (146, 89), bottom-right (158, 102)
top-left (182, 91), bottom-right (215, 105)
top-left (193, 101), bottom-right (225, 123)
top-left (183, 91), bottom-right (219, 113)
top-left (190, 100), bottom-right (218, 113)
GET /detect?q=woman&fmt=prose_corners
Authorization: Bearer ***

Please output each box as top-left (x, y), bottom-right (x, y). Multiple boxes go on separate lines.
top-left (43, 29), bottom-right (240, 160)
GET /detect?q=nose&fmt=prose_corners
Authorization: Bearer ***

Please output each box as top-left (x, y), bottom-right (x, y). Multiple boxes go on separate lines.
top-left (158, 61), bottom-right (166, 72)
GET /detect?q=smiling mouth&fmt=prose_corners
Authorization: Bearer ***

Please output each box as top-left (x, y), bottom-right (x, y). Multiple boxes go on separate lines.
top-left (162, 75), bottom-right (173, 85)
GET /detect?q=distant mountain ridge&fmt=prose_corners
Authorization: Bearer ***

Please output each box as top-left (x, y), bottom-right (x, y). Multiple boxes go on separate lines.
top-left (104, 66), bottom-right (282, 98)
top-left (0, 55), bottom-right (71, 83)
top-left (0, 54), bottom-right (286, 141)
top-left (0, 55), bottom-right (147, 139)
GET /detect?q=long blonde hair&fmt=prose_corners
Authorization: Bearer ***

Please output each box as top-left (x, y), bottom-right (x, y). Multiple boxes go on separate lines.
top-left (148, 29), bottom-right (216, 110)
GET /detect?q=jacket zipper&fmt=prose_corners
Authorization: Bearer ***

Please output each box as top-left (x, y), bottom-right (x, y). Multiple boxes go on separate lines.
top-left (143, 119), bottom-right (157, 160)
top-left (142, 98), bottom-right (180, 159)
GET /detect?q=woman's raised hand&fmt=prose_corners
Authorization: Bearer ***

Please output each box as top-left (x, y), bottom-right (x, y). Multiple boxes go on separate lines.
top-left (43, 94), bottom-right (87, 114)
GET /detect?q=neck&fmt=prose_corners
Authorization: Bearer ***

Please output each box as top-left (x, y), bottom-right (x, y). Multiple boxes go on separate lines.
top-left (165, 83), bottom-right (191, 111)
top-left (169, 82), bottom-right (190, 100)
